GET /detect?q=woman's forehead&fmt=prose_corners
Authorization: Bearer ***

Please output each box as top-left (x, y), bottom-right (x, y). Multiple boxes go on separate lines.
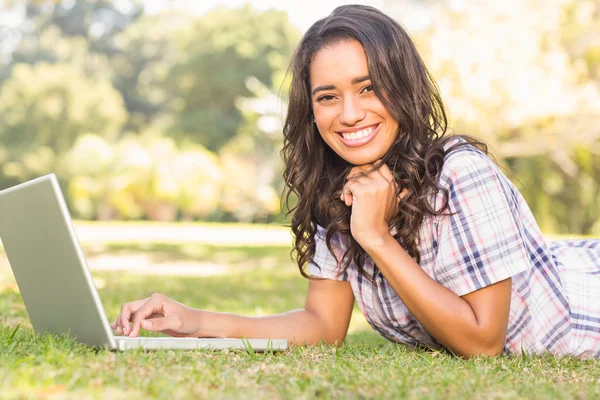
top-left (309, 40), bottom-right (369, 87)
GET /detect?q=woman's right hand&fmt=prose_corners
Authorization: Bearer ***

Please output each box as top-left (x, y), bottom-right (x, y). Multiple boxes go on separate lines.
top-left (110, 293), bottom-right (201, 338)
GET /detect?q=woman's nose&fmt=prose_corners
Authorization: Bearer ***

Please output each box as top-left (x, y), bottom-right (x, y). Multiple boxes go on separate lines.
top-left (339, 97), bottom-right (366, 126)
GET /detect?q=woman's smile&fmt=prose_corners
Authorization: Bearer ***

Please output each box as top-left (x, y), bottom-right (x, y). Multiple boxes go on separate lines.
top-left (337, 123), bottom-right (380, 147)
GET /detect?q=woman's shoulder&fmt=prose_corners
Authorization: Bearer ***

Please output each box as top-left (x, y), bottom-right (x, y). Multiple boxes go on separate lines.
top-left (314, 224), bottom-right (346, 247)
top-left (429, 136), bottom-right (521, 215)
top-left (438, 136), bottom-right (501, 186)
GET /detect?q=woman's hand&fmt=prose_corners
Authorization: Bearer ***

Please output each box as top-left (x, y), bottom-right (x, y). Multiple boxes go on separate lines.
top-left (340, 161), bottom-right (405, 247)
top-left (111, 293), bottom-right (200, 338)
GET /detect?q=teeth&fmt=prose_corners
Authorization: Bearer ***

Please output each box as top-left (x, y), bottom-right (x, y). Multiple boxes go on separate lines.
top-left (341, 125), bottom-right (376, 140)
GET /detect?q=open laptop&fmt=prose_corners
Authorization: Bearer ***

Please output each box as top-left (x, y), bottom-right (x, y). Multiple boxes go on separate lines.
top-left (0, 174), bottom-right (287, 352)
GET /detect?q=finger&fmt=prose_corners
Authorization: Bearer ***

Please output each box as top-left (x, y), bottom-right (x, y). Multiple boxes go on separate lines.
top-left (118, 304), bottom-right (135, 336)
top-left (341, 181), bottom-right (356, 206)
top-left (398, 187), bottom-right (408, 201)
top-left (341, 185), bottom-right (353, 206)
top-left (377, 162), bottom-right (394, 183)
top-left (343, 180), bottom-right (364, 207)
top-left (346, 169), bottom-right (363, 181)
top-left (374, 162), bottom-right (402, 201)
top-left (141, 314), bottom-right (181, 334)
top-left (119, 299), bottom-right (146, 336)
top-left (111, 320), bottom-right (123, 335)
top-left (346, 165), bottom-right (373, 181)
top-left (129, 294), bottom-right (166, 337)
top-left (341, 171), bottom-right (366, 203)
top-left (111, 316), bottom-right (124, 330)
top-left (371, 162), bottom-right (395, 188)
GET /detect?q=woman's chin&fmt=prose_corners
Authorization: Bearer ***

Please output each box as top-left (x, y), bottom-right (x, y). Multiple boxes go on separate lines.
top-left (341, 153), bottom-right (385, 166)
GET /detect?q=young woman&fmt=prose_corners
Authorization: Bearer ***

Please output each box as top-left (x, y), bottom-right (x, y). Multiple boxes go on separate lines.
top-left (112, 5), bottom-right (600, 359)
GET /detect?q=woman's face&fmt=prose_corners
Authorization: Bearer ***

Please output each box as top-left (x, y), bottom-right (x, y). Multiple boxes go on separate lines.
top-left (310, 39), bottom-right (399, 166)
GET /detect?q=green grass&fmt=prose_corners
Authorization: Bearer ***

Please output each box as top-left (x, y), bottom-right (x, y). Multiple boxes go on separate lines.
top-left (1, 241), bottom-right (599, 399)
top-left (98, 242), bottom-right (295, 266)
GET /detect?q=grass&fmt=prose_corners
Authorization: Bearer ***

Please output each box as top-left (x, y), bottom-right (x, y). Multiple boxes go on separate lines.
top-left (1, 236), bottom-right (599, 398)
top-left (99, 242), bottom-right (295, 266)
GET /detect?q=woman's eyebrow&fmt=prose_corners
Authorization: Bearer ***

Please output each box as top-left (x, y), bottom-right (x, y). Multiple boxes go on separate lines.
top-left (311, 75), bottom-right (371, 97)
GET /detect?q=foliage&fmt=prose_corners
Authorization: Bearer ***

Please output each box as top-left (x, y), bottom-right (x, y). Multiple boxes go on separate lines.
top-left (1, 0), bottom-right (141, 81)
top-left (0, 1), bottom-right (297, 223)
top-left (107, 12), bottom-right (184, 131)
top-left (0, 62), bottom-right (126, 186)
top-left (218, 77), bottom-right (286, 222)
top-left (508, 149), bottom-right (600, 235)
top-left (0, 0), bottom-right (598, 231)
top-left (389, 0), bottom-right (600, 233)
top-left (62, 132), bottom-right (223, 221)
top-left (162, 4), bottom-right (299, 151)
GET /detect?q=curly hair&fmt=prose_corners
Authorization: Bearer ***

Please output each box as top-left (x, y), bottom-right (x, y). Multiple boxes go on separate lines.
top-left (281, 5), bottom-right (486, 282)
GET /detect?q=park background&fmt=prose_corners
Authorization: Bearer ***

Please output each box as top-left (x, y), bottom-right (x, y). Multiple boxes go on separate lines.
top-left (1, 0), bottom-right (600, 398)
top-left (0, 0), bottom-right (599, 234)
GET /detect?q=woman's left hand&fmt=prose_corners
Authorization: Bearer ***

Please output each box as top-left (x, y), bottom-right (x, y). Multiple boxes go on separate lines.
top-left (340, 161), bottom-right (405, 247)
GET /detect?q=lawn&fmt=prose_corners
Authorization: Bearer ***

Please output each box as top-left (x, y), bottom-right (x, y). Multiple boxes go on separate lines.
top-left (1, 224), bottom-right (599, 399)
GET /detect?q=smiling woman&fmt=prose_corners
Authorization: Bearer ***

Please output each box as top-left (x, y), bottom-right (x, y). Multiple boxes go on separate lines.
top-left (113, 5), bottom-right (600, 360)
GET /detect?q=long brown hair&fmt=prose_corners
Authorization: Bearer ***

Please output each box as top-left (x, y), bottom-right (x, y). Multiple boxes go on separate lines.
top-left (281, 5), bottom-right (486, 281)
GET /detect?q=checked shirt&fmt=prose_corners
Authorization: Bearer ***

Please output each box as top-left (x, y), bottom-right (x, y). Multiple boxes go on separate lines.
top-left (309, 143), bottom-right (600, 358)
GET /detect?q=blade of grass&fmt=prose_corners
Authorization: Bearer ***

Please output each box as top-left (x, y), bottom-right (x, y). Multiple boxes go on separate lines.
top-left (8, 323), bottom-right (20, 341)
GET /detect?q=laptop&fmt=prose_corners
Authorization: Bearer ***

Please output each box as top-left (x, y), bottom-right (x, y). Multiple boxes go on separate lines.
top-left (0, 174), bottom-right (287, 352)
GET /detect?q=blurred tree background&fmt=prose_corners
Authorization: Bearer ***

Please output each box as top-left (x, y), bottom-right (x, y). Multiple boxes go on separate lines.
top-left (0, 0), bottom-right (599, 234)
top-left (0, 0), bottom-right (297, 223)
top-left (388, 0), bottom-right (600, 234)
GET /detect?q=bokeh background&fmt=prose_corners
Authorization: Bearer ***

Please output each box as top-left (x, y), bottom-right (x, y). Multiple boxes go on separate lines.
top-left (1, 0), bottom-right (599, 235)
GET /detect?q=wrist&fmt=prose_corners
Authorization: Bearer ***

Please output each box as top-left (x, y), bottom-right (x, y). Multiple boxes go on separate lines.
top-left (356, 230), bottom-right (396, 253)
top-left (188, 308), bottom-right (207, 337)
top-left (192, 309), bottom-right (236, 338)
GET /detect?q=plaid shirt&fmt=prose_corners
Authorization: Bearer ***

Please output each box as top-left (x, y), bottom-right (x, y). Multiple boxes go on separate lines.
top-left (309, 144), bottom-right (600, 358)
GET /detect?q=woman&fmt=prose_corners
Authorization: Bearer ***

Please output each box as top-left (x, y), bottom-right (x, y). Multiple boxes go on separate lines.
top-left (112, 5), bottom-right (600, 358)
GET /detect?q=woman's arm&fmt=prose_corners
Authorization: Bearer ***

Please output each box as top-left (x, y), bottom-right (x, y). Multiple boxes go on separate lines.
top-left (190, 278), bottom-right (354, 345)
top-left (115, 278), bottom-right (355, 347)
top-left (341, 160), bottom-right (512, 358)
top-left (362, 234), bottom-right (511, 358)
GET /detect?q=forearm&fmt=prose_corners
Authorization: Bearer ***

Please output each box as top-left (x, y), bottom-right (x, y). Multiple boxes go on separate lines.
top-left (193, 308), bottom-right (338, 346)
top-left (363, 235), bottom-right (505, 358)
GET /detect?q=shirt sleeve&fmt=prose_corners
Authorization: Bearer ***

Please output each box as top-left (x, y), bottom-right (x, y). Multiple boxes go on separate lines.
top-left (432, 148), bottom-right (534, 296)
top-left (308, 225), bottom-right (349, 281)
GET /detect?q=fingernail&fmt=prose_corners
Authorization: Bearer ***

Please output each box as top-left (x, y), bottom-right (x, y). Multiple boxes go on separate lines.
top-left (141, 320), bottom-right (151, 329)
top-left (116, 326), bottom-right (122, 335)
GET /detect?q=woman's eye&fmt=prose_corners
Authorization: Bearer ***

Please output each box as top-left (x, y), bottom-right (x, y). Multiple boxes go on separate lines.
top-left (317, 95), bottom-right (335, 102)
top-left (362, 85), bottom-right (373, 93)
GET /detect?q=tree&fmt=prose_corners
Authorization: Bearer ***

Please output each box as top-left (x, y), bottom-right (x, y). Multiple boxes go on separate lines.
top-left (162, 4), bottom-right (299, 151)
top-left (62, 132), bottom-right (222, 221)
top-left (108, 12), bottom-right (184, 132)
top-left (386, 0), bottom-right (600, 234)
top-left (0, 62), bottom-right (126, 185)
top-left (218, 77), bottom-right (286, 222)
top-left (1, 0), bottom-right (146, 129)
